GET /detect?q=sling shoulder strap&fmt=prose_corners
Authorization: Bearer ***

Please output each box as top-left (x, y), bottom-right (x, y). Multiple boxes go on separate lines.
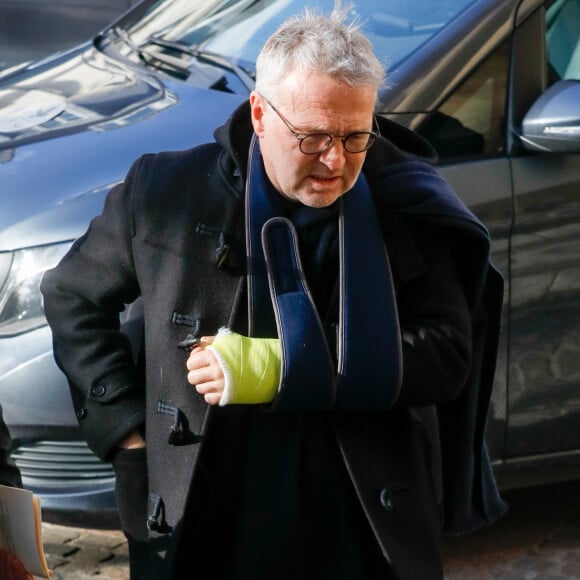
top-left (246, 135), bottom-right (402, 412)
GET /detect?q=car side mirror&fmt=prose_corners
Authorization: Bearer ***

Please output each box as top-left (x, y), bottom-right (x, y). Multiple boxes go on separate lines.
top-left (519, 80), bottom-right (580, 153)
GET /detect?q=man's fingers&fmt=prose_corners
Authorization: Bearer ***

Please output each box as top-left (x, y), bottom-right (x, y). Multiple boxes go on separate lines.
top-left (185, 337), bottom-right (224, 406)
top-left (187, 363), bottom-right (222, 386)
top-left (186, 346), bottom-right (217, 371)
top-left (192, 378), bottom-right (223, 406)
top-left (192, 378), bottom-right (222, 394)
top-left (202, 392), bottom-right (222, 406)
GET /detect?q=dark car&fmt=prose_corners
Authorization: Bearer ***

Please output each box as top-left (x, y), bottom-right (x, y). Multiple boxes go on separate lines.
top-left (1, 0), bottom-right (579, 529)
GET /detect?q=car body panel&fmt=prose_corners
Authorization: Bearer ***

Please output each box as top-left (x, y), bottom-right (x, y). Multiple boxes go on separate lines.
top-left (0, 52), bottom-right (245, 238)
top-left (0, 326), bottom-right (77, 432)
top-left (508, 154), bottom-right (580, 456)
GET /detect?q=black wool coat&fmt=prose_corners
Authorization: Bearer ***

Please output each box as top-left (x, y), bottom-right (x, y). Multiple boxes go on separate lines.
top-left (41, 102), bottom-right (506, 579)
top-left (0, 406), bottom-right (21, 488)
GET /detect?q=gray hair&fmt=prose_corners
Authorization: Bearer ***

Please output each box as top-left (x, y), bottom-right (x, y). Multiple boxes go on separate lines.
top-left (255, 3), bottom-right (385, 99)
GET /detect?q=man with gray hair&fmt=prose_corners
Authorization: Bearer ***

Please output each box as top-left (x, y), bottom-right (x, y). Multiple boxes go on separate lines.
top-left (41, 5), bottom-right (505, 579)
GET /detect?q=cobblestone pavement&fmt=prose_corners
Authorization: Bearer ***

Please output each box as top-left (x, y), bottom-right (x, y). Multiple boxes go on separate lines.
top-left (445, 516), bottom-right (580, 578)
top-left (40, 524), bottom-right (128, 579)
top-left (39, 482), bottom-right (580, 579)
top-left (444, 481), bottom-right (580, 579)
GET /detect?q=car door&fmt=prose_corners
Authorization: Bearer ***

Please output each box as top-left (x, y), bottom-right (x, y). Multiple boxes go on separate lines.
top-left (413, 29), bottom-right (514, 463)
top-left (413, 0), bottom-right (580, 482)
top-left (506, 0), bottom-right (580, 459)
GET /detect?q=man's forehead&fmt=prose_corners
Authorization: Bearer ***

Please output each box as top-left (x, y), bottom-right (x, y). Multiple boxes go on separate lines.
top-left (276, 71), bottom-right (375, 107)
top-left (271, 77), bottom-right (376, 128)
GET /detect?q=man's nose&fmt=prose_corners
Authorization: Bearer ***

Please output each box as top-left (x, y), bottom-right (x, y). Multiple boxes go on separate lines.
top-left (318, 139), bottom-right (346, 169)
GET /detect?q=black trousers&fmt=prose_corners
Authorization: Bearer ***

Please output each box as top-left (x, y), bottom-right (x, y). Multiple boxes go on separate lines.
top-left (112, 447), bottom-right (152, 580)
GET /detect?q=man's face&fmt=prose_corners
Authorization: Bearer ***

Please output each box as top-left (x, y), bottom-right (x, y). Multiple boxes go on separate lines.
top-left (250, 71), bottom-right (377, 208)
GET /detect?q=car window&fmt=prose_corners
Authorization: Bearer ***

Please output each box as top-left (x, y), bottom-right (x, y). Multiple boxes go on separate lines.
top-left (416, 39), bottom-right (510, 162)
top-left (547, 0), bottom-right (580, 81)
top-left (117, 0), bottom-right (477, 73)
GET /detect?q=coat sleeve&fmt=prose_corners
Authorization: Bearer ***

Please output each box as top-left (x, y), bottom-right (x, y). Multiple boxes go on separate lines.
top-left (390, 224), bottom-right (473, 408)
top-left (40, 157), bottom-right (149, 461)
top-left (385, 219), bottom-right (507, 532)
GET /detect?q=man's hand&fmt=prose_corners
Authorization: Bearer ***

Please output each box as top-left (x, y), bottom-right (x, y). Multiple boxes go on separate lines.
top-left (117, 430), bottom-right (146, 449)
top-left (186, 336), bottom-right (225, 405)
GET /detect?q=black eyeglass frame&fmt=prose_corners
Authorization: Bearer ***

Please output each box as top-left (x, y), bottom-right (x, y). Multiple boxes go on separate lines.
top-left (260, 94), bottom-right (380, 155)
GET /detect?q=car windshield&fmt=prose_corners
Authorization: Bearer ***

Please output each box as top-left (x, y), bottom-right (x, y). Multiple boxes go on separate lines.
top-left (112, 0), bottom-right (476, 74)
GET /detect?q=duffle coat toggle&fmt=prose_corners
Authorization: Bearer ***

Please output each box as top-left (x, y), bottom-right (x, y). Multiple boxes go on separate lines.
top-left (215, 231), bottom-right (231, 269)
top-left (147, 491), bottom-right (171, 534)
top-left (176, 334), bottom-right (201, 353)
top-left (380, 482), bottom-right (410, 511)
top-left (156, 400), bottom-right (202, 446)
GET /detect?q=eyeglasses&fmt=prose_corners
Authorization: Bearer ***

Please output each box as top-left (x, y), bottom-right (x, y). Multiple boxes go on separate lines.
top-left (261, 95), bottom-right (379, 155)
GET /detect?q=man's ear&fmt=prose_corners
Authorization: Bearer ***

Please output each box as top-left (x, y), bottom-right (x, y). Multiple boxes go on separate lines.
top-left (249, 91), bottom-right (266, 137)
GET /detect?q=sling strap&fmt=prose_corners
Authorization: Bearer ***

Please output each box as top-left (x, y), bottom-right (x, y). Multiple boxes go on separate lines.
top-left (245, 135), bottom-right (402, 411)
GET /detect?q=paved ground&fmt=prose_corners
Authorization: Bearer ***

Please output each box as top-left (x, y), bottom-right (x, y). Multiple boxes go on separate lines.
top-left (445, 514), bottom-right (580, 578)
top-left (39, 481), bottom-right (580, 579)
top-left (40, 524), bottom-right (128, 579)
top-left (444, 481), bottom-right (580, 579)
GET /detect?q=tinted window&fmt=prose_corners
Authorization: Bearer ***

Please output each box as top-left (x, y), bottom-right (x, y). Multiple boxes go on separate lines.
top-left (547, 0), bottom-right (580, 80)
top-left (417, 40), bottom-right (510, 162)
top-left (118, 0), bottom-right (477, 71)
